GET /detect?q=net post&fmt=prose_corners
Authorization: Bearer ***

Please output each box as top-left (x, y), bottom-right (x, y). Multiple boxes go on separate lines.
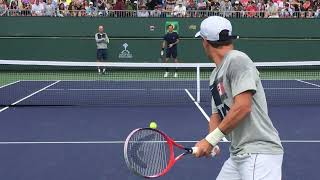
top-left (196, 65), bottom-right (200, 103)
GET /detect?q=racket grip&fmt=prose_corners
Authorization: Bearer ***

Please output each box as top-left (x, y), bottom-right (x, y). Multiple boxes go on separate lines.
top-left (192, 145), bottom-right (220, 157)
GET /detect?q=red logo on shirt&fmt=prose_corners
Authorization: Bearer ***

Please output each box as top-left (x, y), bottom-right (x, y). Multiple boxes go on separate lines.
top-left (217, 82), bottom-right (225, 96)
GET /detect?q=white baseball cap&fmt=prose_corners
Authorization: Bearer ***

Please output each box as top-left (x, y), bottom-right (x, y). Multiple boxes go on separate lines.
top-left (195, 16), bottom-right (239, 42)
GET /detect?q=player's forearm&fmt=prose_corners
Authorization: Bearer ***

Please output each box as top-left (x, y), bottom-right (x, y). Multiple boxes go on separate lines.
top-left (218, 96), bottom-right (252, 134)
top-left (162, 41), bottom-right (166, 49)
top-left (105, 36), bottom-right (110, 43)
top-left (95, 37), bottom-right (104, 43)
top-left (172, 39), bottom-right (180, 45)
top-left (209, 113), bottom-right (221, 133)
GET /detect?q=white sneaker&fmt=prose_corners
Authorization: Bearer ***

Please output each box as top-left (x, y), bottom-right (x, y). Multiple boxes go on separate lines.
top-left (174, 72), bottom-right (178, 78)
top-left (98, 69), bottom-right (101, 75)
top-left (102, 69), bottom-right (106, 74)
top-left (164, 72), bottom-right (169, 78)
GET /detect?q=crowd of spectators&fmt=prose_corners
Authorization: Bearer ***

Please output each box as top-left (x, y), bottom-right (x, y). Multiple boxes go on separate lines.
top-left (0, 0), bottom-right (319, 18)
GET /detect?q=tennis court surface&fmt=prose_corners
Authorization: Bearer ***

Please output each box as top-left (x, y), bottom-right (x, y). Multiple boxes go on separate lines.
top-left (0, 60), bottom-right (319, 180)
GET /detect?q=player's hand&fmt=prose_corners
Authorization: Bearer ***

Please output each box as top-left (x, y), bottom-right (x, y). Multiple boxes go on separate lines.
top-left (194, 139), bottom-right (214, 158)
top-left (168, 44), bottom-right (173, 48)
top-left (160, 50), bottom-right (164, 56)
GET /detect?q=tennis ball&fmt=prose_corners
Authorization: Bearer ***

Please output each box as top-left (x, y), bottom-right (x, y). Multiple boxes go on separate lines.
top-left (149, 121), bottom-right (157, 129)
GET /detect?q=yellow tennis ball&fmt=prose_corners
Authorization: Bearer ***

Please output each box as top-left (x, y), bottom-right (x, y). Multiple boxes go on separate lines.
top-left (149, 122), bottom-right (157, 129)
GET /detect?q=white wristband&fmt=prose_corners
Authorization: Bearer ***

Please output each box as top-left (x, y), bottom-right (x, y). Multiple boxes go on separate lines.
top-left (205, 128), bottom-right (225, 147)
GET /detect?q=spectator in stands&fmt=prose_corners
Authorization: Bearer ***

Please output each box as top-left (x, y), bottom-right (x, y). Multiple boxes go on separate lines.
top-left (97, 0), bottom-right (107, 16)
top-left (197, 0), bottom-right (206, 16)
top-left (173, 0), bottom-right (186, 17)
top-left (9, 0), bottom-right (19, 16)
top-left (315, 5), bottom-right (320, 17)
top-left (186, 0), bottom-right (197, 17)
top-left (314, 0), bottom-right (319, 11)
top-left (265, 0), bottom-right (279, 17)
top-left (125, 0), bottom-right (134, 10)
top-left (32, 0), bottom-right (45, 16)
top-left (240, 0), bottom-right (249, 7)
top-left (208, 0), bottom-right (220, 12)
top-left (73, 0), bottom-right (82, 16)
top-left (80, 1), bottom-right (86, 16)
top-left (274, 0), bottom-right (284, 11)
top-left (86, 1), bottom-right (97, 16)
top-left (60, 0), bottom-right (67, 8)
top-left (291, 0), bottom-right (302, 17)
top-left (146, 0), bottom-right (157, 10)
top-left (257, 0), bottom-right (265, 17)
top-left (165, 0), bottom-right (177, 13)
top-left (306, 8), bottom-right (314, 17)
top-left (137, 4), bottom-right (149, 16)
top-left (246, 0), bottom-right (257, 17)
top-left (45, 0), bottom-right (56, 16)
top-left (303, 0), bottom-right (312, 11)
top-left (233, 1), bottom-right (243, 18)
top-left (220, 0), bottom-right (232, 17)
top-left (58, 2), bottom-right (68, 16)
top-left (0, 0), bottom-right (8, 16)
top-left (150, 4), bottom-right (165, 17)
top-left (197, 0), bottom-right (206, 10)
top-left (68, 1), bottom-right (76, 16)
top-left (21, 1), bottom-right (32, 16)
top-left (280, 2), bottom-right (293, 17)
top-left (39, 0), bottom-right (46, 8)
top-left (114, 0), bottom-right (125, 9)
top-left (105, 0), bottom-right (113, 10)
top-left (113, 0), bottom-right (124, 16)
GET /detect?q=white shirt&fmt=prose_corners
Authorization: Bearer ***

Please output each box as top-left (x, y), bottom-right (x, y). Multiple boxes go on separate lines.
top-left (173, 5), bottom-right (186, 16)
top-left (32, 3), bottom-right (45, 15)
top-left (137, 10), bottom-right (149, 17)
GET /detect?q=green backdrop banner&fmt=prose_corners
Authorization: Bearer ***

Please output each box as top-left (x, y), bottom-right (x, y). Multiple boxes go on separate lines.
top-left (1, 17), bottom-right (320, 38)
top-left (1, 17), bottom-right (320, 62)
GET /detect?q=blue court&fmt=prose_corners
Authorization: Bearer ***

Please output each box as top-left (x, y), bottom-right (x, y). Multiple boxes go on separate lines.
top-left (0, 79), bottom-right (319, 180)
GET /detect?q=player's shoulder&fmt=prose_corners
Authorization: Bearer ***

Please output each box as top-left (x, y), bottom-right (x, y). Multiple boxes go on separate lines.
top-left (226, 50), bottom-right (254, 65)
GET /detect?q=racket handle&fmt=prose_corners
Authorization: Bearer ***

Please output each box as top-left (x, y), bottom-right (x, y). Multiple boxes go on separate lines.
top-left (192, 145), bottom-right (220, 157)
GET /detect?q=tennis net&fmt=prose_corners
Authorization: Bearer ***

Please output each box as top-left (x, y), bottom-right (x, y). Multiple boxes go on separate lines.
top-left (0, 60), bottom-right (319, 107)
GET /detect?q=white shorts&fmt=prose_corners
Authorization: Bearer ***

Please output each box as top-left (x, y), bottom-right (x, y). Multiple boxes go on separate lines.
top-left (216, 153), bottom-right (283, 180)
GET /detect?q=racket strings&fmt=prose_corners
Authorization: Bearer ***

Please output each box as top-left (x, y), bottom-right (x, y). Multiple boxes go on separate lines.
top-left (125, 129), bottom-right (170, 177)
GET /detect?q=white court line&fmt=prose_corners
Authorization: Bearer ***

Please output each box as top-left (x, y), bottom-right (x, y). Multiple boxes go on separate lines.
top-left (296, 79), bottom-right (320, 88)
top-left (46, 88), bottom-right (191, 91)
top-left (46, 88), bottom-right (146, 91)
top-left (0, 140), bottom-right (318, 144)
top-left (0, 81), bottom-right (60, 113)
top-left (0, 80), bottom-right (20, 89)
top-left (264, 87), bottom-right (320, 90)
top-left (184, 89), bottom-right (228, 142)
top-left (44, 87), bottom-right (320, 91)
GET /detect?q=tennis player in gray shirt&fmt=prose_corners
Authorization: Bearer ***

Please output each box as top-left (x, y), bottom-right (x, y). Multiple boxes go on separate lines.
top-left (193, 16), bottom-right (284, 180)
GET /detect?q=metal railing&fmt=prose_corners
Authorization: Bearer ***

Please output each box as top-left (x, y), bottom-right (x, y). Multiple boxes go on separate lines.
top-left (1, 9), bottom-right (319, 18)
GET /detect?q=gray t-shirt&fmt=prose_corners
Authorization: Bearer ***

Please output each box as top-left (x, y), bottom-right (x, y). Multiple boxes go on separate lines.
top-left (209, 50), bottom-right (283, 155)
top-left (95, 33), bottom-right (109, 49)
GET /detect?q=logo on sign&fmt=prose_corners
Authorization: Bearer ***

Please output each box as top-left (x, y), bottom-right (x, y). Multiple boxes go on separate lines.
top-left (119, 43), bottom-right (133, 59)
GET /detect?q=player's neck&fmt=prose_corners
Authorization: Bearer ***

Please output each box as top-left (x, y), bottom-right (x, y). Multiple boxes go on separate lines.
top-left (212, 45), bottom-right (233, 66)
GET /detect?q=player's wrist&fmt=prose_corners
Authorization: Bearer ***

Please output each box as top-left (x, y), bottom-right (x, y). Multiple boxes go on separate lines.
top-left (205, 128), bottom-right (225, 147)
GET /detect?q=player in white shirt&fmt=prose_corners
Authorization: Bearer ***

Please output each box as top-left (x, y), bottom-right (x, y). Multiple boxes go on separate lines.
top-left (194, 16), bottom-right (284, 180)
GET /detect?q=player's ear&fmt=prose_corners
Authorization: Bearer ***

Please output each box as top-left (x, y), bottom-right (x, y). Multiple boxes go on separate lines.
top-left (202, 38), bottom-right (209, 49)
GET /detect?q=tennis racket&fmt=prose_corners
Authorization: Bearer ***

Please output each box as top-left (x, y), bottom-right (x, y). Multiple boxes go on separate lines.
top-left (124, 128), bottom-right (220, 178)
